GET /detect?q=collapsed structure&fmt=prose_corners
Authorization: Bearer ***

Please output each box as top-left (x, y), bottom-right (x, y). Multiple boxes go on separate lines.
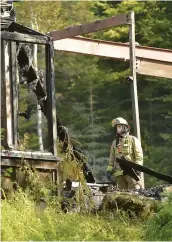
top-left (1, 1), bottom-right (172, 196)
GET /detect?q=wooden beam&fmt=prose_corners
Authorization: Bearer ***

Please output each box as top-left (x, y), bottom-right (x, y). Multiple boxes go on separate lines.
top-left (45, 43), bottom-right (58, 155)
top-left (1, 158), bottom-right (59, 170)
top-left (50, 13), bottom-right (128, 40)
top-left (1, 150), bottom-right (61, 161)
top-left (4, 41), bottom-right (13, 148)
top-left (10, 41), bottom-right (18, 148)
top-left (1, 40), bottom-right (8, 148)
top-left (1, 31), bottom-right (50, 45)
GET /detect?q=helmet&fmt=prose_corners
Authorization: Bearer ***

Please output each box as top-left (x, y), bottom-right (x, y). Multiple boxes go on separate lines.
top-left (111, 117), bottom-right (128, 127)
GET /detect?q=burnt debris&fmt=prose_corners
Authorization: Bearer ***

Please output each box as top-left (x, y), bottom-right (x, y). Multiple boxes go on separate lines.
top-left (17, 43), bottom-right (96, 183)
top-left (107, 183), bottom-right (172, 200)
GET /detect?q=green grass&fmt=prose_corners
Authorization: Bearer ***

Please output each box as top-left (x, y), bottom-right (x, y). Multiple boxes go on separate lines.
top-left (2, 190), bottom-right (143, 241)
top-left (2, 190), bottom-right (172, 241)
top-left (143, 196), bottom-right (172, 241)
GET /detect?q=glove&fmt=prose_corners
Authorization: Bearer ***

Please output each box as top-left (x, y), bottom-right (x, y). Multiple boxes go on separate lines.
top-left (107, 165), bottom-right (113, 173)
top-left (111, 171), bottom-right (117, 183)
top-left (113, 169), bottom-right (123, 177)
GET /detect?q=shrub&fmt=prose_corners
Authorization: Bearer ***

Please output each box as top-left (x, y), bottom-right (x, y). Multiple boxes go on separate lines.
top-left (143, 196), bottom-right (172, 241)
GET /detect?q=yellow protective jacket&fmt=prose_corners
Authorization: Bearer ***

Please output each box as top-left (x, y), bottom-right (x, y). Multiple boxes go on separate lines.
top-left (107, 134), bottom-right (143, 177)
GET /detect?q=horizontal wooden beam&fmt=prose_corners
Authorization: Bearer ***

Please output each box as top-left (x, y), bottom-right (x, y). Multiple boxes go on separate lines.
top-left (54, 37), bottom-right (172, 79)
top-left (1, 31), bottom-right (50, 44)
top-left (1, 158), bottom-right (59, 170)
top-left (50, 13), bottom-right (128, 40)
top-left (1, 150), bottom-right (61, 161)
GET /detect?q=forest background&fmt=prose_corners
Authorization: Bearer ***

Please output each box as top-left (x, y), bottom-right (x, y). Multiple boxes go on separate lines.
top-left (14, 0), bottom-right (172, 187)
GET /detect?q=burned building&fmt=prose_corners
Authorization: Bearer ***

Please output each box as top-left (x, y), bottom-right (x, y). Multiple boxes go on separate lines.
top-left (1, 0), bottom-right (61, 186)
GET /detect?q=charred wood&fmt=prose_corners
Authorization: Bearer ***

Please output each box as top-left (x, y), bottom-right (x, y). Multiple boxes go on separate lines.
top-left (17, 43), bottom-right (95, 183)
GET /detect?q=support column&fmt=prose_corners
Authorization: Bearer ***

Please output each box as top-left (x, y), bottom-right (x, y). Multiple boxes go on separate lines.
top-left (45, 41), bottom-right (57, 156)
top-left (1, 40), bottom-right (7, 148)
top-left (10, 41), bottom-right (19, 148)
top-left (128, 11), bottom-right (141, 141)
top-left (1, 40), bottom-right (14, 149)
top-left (128, 11), bottom-right (144, 188)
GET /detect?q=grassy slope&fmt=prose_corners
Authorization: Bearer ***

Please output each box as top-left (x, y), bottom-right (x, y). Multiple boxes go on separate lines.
top-left (2, 191), bottom-right (172, 241)
top-left (2, 191), bottom-right (142, 241)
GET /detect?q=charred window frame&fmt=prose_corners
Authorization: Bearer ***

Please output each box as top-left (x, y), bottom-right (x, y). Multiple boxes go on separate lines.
top-left (1, 26), bottom-right (57, 156)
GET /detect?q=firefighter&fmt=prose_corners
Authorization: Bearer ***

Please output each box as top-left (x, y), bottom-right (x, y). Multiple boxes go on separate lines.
top-left (107, 117), bottom-right (143, 189)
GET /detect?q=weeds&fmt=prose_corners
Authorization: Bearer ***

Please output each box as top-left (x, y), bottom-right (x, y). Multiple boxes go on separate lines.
top-left (2, 183), bottom-right (172, 241)
top-left (2, 131), bottom-right (171, 241)
top-left (143, 195), bottom-right (172, 241)
top-left (1, 190), bottom-right (143, 241)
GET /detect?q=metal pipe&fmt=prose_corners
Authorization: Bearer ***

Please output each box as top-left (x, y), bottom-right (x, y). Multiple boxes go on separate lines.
top-left (129, 11), bottom-right (144, 188)
top-left (129, 11), bottom-right (141, 142)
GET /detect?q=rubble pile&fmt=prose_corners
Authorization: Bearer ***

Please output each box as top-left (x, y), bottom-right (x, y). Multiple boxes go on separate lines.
top-left (87, 183), bottom-right (172, 217)
top-left (107, 183), bottom-right (172, 200)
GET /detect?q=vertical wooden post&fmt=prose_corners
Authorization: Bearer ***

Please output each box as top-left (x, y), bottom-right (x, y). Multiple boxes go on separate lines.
top-left (1, 40), bottom-right (19, 149)
top-left (3, 40), bottom-right (13, 148)
top-left (10, 41), bottom-right (18, 148)
top-left (1, 40), bottom-right (7, 148)
top-left (45, 41), bottom-right (57, 156)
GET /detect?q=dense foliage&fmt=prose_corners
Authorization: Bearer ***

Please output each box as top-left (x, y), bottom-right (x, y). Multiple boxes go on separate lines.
top-left (14, 1), bottom-right (172, 187)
